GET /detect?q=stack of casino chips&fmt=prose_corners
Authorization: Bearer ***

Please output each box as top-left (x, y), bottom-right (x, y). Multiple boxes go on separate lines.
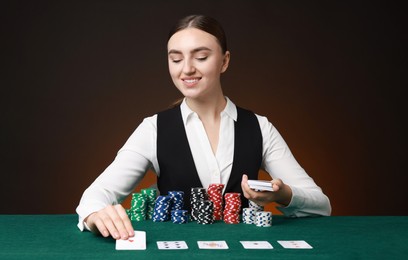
top-left (190, 187), bottom-right (208, 221)
top-left (242, 207), bottom-right (257, 224)
top-left (152, 195), bottom-right (171, 222)
top-left (171, 209), bottom-right (189, 224)
top-left (168, 191), bottom-right (184, 211)
top-left (249, 200), bottom-right (264, 211)
top-left (255, 211), bottom-right (272, 227)
top-left (243, 200), bottom-right (272, 226)
top-left (141, 188), bottom-right (157, 220)
top-left (223, 193), bottom-right (241, 224)
top-left (129, 193), bottom-right (147, 221)
top-left (196, 200), bottom-right (214, 225)
top-left (207, 183), bottom-right (224, 220)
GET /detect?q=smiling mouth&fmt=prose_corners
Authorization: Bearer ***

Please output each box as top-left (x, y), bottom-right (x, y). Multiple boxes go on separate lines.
top-left (182, 78), bottom-right (201, 84)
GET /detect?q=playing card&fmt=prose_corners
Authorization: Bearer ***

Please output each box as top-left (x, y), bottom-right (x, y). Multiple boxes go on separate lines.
top-left (197, 241), bottom-right (229, 249)
top-left (277, 240), bottom-right (313, 249)
top-left (247, 180), bottom-right (274, 192)
top-left (115, 231), bottom-right (146, 250)
top-left (240, 241), bottom-right (273, 249)
top-left (157, 241), bottom-right (188, 250)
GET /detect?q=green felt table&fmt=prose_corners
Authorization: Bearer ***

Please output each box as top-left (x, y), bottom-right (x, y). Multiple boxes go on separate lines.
top-left (0, 214), bottom-right (407, 259)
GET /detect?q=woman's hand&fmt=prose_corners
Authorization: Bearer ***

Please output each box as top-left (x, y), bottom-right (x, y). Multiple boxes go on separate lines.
top-left (241, 174), bottom-right (293, 207)
top-left (84, 204), bottom-right (134, 240)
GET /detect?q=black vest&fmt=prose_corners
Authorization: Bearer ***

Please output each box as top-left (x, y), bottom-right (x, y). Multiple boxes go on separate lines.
top-left (156, 105), bottom-right (263, 210)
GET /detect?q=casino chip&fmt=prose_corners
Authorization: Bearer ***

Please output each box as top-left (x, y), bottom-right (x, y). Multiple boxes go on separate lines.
top-left (207, 184), bottom-right (224, 220)
top-left (189, 187), bottom-right (216, 224)
top-left (142, 186), bottom-right (272, 227)
top-left (151, 191), bottom-right (188, 224)
top-left (249, 200), bottom-right (264, 211)
top-left (243, 200), bottom-right (272, 227)
top-left (168, 191), bottom-right (184, 211)
top-left (223, 192), bottom-right (241, 224)
top-left (196, 200), bottom-right (214, 225)
top-left (152, 195), bottom-right (172, 222)
top-left (255, 211), bottom-right (272, 227)
top-left (242, 207), bottom-right (257, 224)
top-left (126, 189), bottom-right (158, 221)
top-left (190, 187), bottom-right (208, 222)
top-left (171, 209), bottom-right (189, 224)
top-left (141, 188), bottom-right (157, 220)
top-left (127, 193), bottom-right (147, 221)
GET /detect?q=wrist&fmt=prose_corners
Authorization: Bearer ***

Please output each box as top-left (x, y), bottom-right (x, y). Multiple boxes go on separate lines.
top-left (276, 184), bottom-right (292, 206)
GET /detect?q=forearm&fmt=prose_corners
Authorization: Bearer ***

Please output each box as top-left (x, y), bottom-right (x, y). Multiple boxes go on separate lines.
top-left (76, 151), bottom-right (152, 230)
top-left (278, 185), bottom-right (331, 217)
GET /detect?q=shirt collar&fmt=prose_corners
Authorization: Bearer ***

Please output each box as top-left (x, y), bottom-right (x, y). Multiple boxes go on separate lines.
top-left (180, 98), bottom-right (195, 125)
top-left (223, 97), bottom-right (238, 121)
top-left (180, 97), bottom-right (237, 126)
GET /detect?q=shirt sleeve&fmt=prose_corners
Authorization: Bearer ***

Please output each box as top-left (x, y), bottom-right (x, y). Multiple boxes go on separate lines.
top-left (76, 115), bottom-right (159, 231)
top-left (256, 115), bottom-right (332, 217)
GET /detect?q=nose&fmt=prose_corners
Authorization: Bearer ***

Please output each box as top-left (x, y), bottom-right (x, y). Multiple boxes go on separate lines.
top-left (182, 59), bottom-right (195, 75)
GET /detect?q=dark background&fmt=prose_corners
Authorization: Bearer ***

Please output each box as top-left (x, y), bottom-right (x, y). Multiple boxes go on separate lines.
top-left (1, 1), bottom-right (406, 215)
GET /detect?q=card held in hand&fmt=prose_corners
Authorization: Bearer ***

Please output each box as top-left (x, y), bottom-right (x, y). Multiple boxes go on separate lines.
top-left (247, 180), bottom-right (274, 192)
top-left (115, 231), bottom-right (146, 250)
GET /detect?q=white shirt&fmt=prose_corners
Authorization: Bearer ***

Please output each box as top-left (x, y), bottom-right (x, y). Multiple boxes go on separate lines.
top-left (76, 97), bottom-right (331, 230)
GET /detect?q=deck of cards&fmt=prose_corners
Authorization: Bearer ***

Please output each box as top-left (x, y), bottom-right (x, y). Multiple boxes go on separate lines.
top-left (247, 180), bottom-right (274, 192)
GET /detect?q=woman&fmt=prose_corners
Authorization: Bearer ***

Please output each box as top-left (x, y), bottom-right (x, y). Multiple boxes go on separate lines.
top-left (76, 14), bottom-right (331, 240)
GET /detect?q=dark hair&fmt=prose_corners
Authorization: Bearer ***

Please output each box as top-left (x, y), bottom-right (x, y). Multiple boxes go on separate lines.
top-left (168, 15), bottom-right (228, 54)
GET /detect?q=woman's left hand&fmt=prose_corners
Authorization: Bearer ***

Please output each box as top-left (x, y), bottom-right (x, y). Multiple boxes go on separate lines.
top-left (241, 174), bottom-right (293, 207)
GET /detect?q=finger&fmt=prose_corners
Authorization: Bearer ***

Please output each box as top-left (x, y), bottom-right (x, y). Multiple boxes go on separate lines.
top-left (241, 174), bottom-right (249, 189)
top-left (105, 205), bottom-right (130, 240)
top-left (242, 174), bottom-right (248, 183)
top-left (114, 205), bottom-right (134, 238)
top-left (85, 212), bottom-right (109, 237)
top-left (98, 205), bottom-right (124, 239)
top-left (271, 179), bottom-right (283, 192)
top-left (90, 211), bottom-right (112, 238)
top-left (244, 184), bottom-right (261, 201)
top-left (241, 174), bottom-right (252, 198)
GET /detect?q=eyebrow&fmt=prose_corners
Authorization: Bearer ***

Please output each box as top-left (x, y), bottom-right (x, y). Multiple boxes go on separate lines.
top-left (168, 47), bottom-right (212, 55)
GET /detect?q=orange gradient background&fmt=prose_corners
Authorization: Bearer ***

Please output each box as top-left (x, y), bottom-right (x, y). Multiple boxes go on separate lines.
top-left (1, 1), bottom-right (406, 215)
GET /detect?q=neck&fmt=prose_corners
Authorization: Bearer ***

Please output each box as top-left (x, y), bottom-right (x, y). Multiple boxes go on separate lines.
top-left (185, 93), bottom-right (226, 121)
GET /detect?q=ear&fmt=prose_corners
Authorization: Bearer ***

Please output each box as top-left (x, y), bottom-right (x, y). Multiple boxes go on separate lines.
top-left (220, 51), bottom-right (231, 73)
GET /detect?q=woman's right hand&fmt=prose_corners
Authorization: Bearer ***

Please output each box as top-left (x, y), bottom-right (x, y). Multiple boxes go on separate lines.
top-left (85, 204), bottom-right (134, 240)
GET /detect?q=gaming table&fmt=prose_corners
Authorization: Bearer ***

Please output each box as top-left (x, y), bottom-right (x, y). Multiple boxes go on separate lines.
top-left (1, 214), bottom-right (407, 259)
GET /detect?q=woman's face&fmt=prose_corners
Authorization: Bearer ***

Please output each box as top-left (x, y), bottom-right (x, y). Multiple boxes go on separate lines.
top-left (167, 28), bottom-right (230, 101)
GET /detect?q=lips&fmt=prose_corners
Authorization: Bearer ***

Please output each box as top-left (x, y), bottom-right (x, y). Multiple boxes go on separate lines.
top-left (182, 77), bottom-right (201, 87)
top-left (184, 78), bottom-right (199, 83)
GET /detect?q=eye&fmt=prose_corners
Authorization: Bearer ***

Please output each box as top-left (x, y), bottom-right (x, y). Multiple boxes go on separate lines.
top-left (171, 59), bottom-right (182, 63)
top-left (196, 57), bottom-right (208, 61)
